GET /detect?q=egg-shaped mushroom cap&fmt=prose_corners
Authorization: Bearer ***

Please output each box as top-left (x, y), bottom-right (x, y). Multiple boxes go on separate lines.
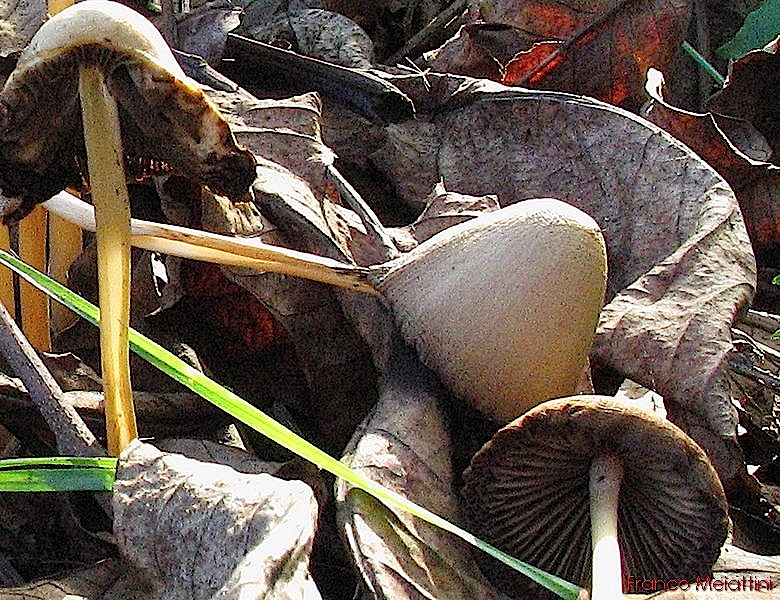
top-left (0, 0), bottom-right (256, 224)
top-left (461, 395), bottom-right (729, 598)
top-left (374, 199), bottom-right (607, 424)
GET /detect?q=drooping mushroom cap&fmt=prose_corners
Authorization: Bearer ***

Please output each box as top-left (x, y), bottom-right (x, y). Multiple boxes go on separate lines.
top-left (375, 198), bottom-right (607, 424)
top-left (0, 0), bottom-right (256, 223)
top-left (461, 395), bottom-right (729, 598)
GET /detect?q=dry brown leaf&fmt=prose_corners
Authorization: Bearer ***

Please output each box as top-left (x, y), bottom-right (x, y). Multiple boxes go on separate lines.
top-left (114, 440), bottom-right (321, 600)
top-left (369, 121), bottom-right (443, 211)
top-left (172, 0), bottom-right (242, 64)
top-left (336, 336), bottom-right (510, 600)
top-left (144, 89), bottom-right (378, 452)
top-left (708, 38), bottom-right (780, 165)
top-left (397, 182), bottom-right (499, 247)
top-left (641, 68), bottom-right (780, 291)
top-left (242, 8), bottom-right (375, 68)
top-left (0, 0), bottom-right (44, 57)
top-left (374, 73), bottom-right (756, 493)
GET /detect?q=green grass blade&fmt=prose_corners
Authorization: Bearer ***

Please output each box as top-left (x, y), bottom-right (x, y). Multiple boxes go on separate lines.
top-left (0, 248), bottom-right (583, 600)
top-left (0, 457), bottom-right (117, 492)
top-left (682, 41), bottom-right (725, 86)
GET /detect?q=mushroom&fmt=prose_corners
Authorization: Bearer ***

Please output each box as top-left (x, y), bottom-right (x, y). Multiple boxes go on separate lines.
top-left (461, 395), bottom-right (729, 599)
top-left (0, 0), bottom-right (256, 454)
top-left (44, 192), bottom-right (606, 425)
top-left (372, 197), bottom-right (608, 424)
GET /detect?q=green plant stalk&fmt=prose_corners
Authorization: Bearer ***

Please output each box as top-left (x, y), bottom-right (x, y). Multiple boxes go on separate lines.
top-left (0, 457), bottom-right (117, 492)
top-left (0, 248), bottom-right (583, 600)
top-left (682, 41), bottom-right (726, 86)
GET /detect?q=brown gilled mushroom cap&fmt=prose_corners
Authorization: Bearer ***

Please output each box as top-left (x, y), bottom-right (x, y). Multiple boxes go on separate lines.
top-left (461, 395), bottom-right (729, 599)
top-left (0, 0), bottom-right (256, 223)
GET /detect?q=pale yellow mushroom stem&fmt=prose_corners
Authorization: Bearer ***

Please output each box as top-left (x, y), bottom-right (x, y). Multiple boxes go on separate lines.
top-left (78, 65), bottom-right (137, 456)
top-left (18, 206), bottom-right (51, 351)
top-left (589, 453), bottom-right (624, 600)
top-left (44, 191), bottom-right (380, 296)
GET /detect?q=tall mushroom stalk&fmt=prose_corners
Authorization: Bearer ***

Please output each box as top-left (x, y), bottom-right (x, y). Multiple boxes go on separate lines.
top-left (78, 64), bottom-right (136, 454)
top-left (0, 0), bottom-right (257, 456)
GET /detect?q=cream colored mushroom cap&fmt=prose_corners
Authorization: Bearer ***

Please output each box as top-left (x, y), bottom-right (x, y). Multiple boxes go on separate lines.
top-left (0, 0), bottom-right (256, 223)
top-left (376, 198), bottom-right (608, 424)
top-left (17, 0), bottom-right (185, 79)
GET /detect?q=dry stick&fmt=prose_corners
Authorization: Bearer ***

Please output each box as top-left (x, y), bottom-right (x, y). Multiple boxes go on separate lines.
top-left (78, 65), bottom-right (138, 456)
top-left (0, 301), bottom-right (100, 456)
top-left (385, 0), bottom-right (468, 65)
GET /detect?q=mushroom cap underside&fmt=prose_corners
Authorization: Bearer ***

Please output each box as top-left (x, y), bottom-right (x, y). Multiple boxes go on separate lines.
top-left (0, 0), bottom-right (256, 224)
top-left (461, 395), bottom-right (729, 598)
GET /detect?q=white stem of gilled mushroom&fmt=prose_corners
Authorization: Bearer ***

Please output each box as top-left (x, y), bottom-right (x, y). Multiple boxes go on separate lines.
top-left (589, 453), bottom-right (624, 600)
top-left (43, 191), bottom-right (381, 296)
top-left (78, 65), bottom-right (138, 456)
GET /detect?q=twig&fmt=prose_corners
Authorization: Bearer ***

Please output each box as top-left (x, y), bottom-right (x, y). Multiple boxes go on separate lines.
top-left (739, 309), bottom-right (780, 335)
top-left (385, 0), bottom-right (468, 65)
top-left (0, 300), bottom-right (102, 456)
top-left (728, 349), bottom-right (780, 395)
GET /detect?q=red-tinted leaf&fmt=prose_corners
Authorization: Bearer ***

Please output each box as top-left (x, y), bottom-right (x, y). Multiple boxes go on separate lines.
top-left (502, 41), bottom-right (565, 86)
top-left (642, 68), bottom-right (771, 191)
top-left (433, 0), bottom-right (691, 109)
top-left (180, 261), bottom-right (288, 357)
top-left (642, 69), bottom-right (780, 273)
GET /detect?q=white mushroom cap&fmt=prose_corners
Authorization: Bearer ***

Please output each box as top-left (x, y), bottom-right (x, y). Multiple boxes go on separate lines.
top-left (461, 395), bottom-right (729, 598)
top-left (16, 0), bottom-right (186, 79)
top-left (0, 0), bottom-right (255, 223)
top-left (375, 198), bottom-right (607, 423)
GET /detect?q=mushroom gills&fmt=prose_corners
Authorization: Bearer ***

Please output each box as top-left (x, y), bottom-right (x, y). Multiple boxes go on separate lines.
top-left (461, 395), bottom-right (729, 599)
top-left (0, 0), bottom-right (256, 225)
top-left (0, 0), bottom-right (257, 454)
